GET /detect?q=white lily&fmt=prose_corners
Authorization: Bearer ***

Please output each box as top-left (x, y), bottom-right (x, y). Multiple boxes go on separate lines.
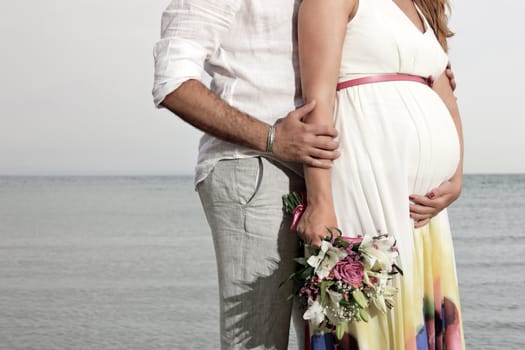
top-left (359, 235), bottom-right (398, 271)
top-left (373, 294), bottom-right (387, 313)
top-left (303, 298), bottom-right (325, 328)
top-left (325, 289), bottom-right (344, 325)
top-left (307, 240), bottom-right (347, 279)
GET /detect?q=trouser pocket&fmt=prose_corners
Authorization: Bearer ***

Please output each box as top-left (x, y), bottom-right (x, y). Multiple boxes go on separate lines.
top-left (234, 157), bottom-right (263, 207)
top-left (197, 157), bottom-right (262, 208)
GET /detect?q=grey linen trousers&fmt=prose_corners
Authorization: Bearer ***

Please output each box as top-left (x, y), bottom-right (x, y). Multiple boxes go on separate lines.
top-left (197, 157), bottom-right (305, 350)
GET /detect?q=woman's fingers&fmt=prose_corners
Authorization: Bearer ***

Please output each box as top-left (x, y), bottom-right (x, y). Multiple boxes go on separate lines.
top-left (410, 211), bottom-right (432, 221)
top-left (410, 193), bottom-right (448, 210)
top-left (414, 218), bottom-right (430, 228)
top-left (409, 203), bottom-right (435, 215)
top-left (309, 226), bottom-right (332, 247)
top-left (297, 225), bottom-right (334, 247)
top-left (310, 236), bottom-right (323, 248)
top-left (409, 179), bottom-right (462, 229)
top-left (409, 193), bottom-right (432, 206)
top-left (409, 191), bottom-right (449, 227)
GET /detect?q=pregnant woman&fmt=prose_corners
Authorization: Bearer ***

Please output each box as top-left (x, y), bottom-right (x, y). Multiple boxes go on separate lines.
top-left (296, 0), bottom-right (465, 348)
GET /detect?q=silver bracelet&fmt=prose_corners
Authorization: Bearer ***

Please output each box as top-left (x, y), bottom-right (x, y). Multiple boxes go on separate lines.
top-left (266, 122), bottom-right (277, 154)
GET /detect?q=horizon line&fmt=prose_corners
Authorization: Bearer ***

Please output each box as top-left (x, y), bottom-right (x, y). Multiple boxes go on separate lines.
top-left (0, 172), bottom-right (524, 177)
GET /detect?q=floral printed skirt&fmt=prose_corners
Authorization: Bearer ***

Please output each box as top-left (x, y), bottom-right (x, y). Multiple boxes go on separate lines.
top-left (305, 211), bottom-right (465, 350)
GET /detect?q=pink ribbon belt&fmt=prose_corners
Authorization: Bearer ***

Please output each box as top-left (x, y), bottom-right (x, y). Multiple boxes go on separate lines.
top-left (336, 73), bottom-right (434, 90)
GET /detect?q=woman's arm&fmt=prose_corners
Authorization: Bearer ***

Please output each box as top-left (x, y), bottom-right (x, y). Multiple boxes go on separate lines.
top-left (296, 0), bottom-right (357, 246)
top-left (409, 71), bottom-right (464, 227)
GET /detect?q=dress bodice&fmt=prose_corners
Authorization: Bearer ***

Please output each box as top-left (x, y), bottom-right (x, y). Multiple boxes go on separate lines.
top-left (339, 0), bottom-right (448, 81)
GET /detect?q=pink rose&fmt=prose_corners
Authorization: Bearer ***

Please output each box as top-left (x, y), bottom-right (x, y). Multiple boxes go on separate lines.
top-left (333, 256), bottom-right (365, 288)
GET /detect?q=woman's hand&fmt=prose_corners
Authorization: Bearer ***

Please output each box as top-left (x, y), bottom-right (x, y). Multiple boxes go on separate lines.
top-left (409, 175), bottom-right (462, 228)
top-left (296, 205), bottom-right (338, 248)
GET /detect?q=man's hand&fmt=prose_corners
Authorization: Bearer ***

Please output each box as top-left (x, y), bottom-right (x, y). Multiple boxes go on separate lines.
top-left (446, 62), bottom-right (456, 92)
top-left (161, 81), bottom-right (339, 168)
top-left (409, 176), bottom-right (462, 228)
top-left (272, 101), bottom-right (340, 168)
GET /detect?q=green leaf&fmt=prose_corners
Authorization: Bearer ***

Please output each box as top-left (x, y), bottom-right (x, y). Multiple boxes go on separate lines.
top-left (282, 192), bottom-right (304, 214)
top-left (292, 192), bottom-right (303, 206)
top-left (334, 236), bottom-right (349, 248)
top-left (339, 299), bottom-right (351, 307)
top-left (279, 278), bottom-right (290, 288)
top-left (336, 323), bottom-right (345, 340)
top-left (352, 289), bottom-right (368, 309)
top-left (307, 245), bottom-right (320, 255)
top-left (325, 227), bottom-right (334, 241)
top-left (279, 280), bottom-right (287, 288)
top-left (392, 263), bottom-right (404, 276)
top-left (282, 195), bottom-right (292, 213)
top-left (320, 280), bottom-right (335, 303)
top-left (299, 266), bottom-right (314, 279)
top-left (279, 271), bottom-right (298, 287)
top-left (359, 308), bottom-right (370, 322)
top-left (293, 257), bottom-right (308, 266)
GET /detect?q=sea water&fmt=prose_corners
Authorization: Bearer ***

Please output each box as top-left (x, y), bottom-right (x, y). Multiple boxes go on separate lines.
top-left (0, 175), bottom-right (524, 349)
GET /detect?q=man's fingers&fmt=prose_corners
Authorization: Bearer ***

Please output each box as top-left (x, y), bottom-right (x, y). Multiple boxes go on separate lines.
top-left (445, 68), bottom-right (453, 79)
top-left (445, 63), bottom-right (457, 92)
top-left (310, 147), bottom-right (340, 161)
top-left (277, 101), bottom-right (342, 166)
top-left (311, 134), bottom-right (339, 150)
top-left (304, 156), bottom-right (332, 169)
top-left (293, 100), bottom-right (317, 120)
top-left (446, 77), bottom-right (455, 85)
top-left (310, 124), bottom-right (339, 138)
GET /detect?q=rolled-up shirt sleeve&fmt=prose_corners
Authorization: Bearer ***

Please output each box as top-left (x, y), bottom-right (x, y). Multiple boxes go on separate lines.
top-left (152, 0), bottom-right (240, 107)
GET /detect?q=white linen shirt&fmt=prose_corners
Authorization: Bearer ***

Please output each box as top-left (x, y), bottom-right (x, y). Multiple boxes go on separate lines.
top-left (153, 0), bottom-right (303, 184)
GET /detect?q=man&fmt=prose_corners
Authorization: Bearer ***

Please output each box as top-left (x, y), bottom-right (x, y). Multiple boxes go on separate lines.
top-left (152, 1), bottom-right (459, 349)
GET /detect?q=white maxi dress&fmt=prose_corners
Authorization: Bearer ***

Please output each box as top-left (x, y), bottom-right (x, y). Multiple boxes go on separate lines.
top-left (321, 0), bottom-right (466, 349)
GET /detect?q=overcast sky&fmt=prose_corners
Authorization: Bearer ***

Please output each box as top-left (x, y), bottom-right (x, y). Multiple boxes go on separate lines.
top-left (0, 0), bottom-right (523, 175)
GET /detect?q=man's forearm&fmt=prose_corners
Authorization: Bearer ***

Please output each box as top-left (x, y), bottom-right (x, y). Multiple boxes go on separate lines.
top-left (160, 79), bottom-right (269, 152)
top-left (160, 78), bottom-right (340, 167)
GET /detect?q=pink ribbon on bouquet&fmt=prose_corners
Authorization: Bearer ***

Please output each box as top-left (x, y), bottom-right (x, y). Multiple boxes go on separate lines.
top-left (290, 203), bottom-right (306, 231)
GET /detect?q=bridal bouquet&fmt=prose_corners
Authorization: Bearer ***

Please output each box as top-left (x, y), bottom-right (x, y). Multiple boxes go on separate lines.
top-left (282, 193), bottom-right (403, 341)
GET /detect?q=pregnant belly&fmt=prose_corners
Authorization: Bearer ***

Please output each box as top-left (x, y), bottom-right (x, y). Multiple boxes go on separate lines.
top-left (404, 89), bottom-right (460, 194)
top-left (333, 83), bottom-right (460, 195)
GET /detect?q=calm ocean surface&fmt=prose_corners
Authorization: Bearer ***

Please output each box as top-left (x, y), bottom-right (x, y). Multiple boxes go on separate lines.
top-left (0, 175), bottom-right (524, 350)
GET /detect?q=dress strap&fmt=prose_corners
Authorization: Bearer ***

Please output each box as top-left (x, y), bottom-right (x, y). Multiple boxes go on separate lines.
top-left (414, 2), bottom-right (430, 33)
